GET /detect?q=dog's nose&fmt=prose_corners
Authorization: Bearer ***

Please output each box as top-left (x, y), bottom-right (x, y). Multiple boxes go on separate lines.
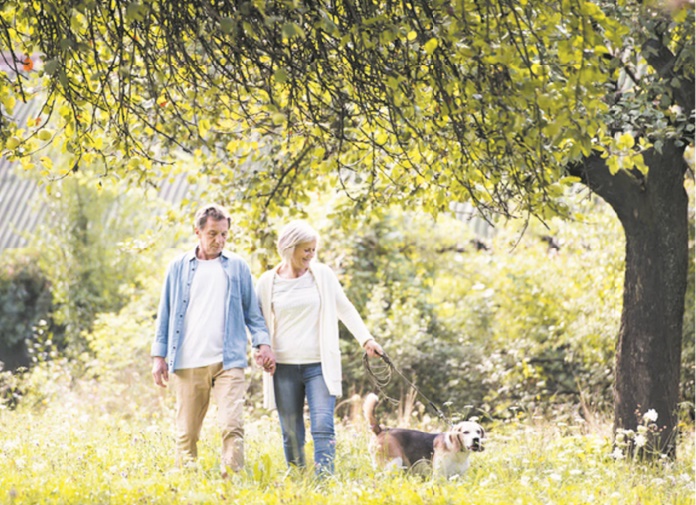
top-left (471, 437), bottom-right (483, 451)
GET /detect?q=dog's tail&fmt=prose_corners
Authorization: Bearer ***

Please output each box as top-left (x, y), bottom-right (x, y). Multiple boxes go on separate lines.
top-left (363, 393), bottom-right (382, 435)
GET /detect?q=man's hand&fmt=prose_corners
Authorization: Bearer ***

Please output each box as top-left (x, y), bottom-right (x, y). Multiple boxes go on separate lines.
top-left (151, 356), bottom-right (169, 388)
top-left (254, 344), bottom-right (276, 375)
top-left (363, 339), bottom-right (384, 358)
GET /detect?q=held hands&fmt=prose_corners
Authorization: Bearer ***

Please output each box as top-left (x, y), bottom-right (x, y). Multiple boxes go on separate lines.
top-left (151, 356), bottom-right (169, 388)
top-left (254, 344), bottom-right (277, 375)
top-left (363, 339), bottom-right (384, 358)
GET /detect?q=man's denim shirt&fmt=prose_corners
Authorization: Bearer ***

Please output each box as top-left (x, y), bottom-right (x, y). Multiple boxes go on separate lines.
top-left (151, 249), bottom-right (270, 372)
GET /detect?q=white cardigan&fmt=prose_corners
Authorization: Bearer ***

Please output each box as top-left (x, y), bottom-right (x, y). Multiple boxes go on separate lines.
top-left (256, 262), bottom-right (374, 410)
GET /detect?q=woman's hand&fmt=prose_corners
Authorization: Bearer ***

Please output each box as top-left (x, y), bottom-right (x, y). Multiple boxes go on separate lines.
top-left (254, 344), bottom-right (277, 375)
top-left (363, 339), bottom-right (384, 358)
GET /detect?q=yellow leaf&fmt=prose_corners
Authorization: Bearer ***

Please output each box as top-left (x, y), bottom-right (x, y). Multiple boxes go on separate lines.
top-left (423, 38), bottom-right (438, 54)
top-left (631, 153), bottom-right (649, 176)
top-left (6, 136), bottom-right (20, 149)
top-left (37, 129), bottom-right (53, 141)
top-left (607, 156), bottom-right (620, 175)
top-left (616, 132), bottom-right (635, 150)
top-left (2, 94), bottom-right (15, 111)
top-left (407, 31), bottom-right (417, 41)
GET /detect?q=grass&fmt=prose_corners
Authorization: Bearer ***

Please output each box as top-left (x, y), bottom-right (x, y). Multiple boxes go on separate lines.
top-left (0, 379), bottom-right (693, 505)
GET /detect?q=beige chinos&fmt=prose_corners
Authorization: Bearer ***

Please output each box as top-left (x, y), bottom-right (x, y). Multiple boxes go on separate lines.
top-left (173, 364), bottom-right (247, 472)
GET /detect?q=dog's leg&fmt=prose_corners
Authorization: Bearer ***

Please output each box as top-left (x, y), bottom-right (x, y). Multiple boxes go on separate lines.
top-left (432, 449), bottom-right (446, 479)
top-left (433, 450), bottom-right (469, 479)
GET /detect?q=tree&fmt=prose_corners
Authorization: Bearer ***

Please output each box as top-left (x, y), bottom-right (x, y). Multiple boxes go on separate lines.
top-left (1, 0), bottom-right (693, 457)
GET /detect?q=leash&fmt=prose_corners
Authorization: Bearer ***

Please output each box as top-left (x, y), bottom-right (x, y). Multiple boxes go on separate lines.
top-left (363, 351), bottom-right (452, 427)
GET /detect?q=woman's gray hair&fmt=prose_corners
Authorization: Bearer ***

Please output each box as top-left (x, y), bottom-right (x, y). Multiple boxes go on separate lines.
top-left (277, 220), bottom-right (319, 262)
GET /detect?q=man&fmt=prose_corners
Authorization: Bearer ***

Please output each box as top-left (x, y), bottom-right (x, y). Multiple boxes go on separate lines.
top-left (151, 204), bottom-right (275, 477)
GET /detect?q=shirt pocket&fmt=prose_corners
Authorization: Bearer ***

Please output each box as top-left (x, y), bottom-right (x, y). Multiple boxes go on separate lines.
top-left (226, 275), bottom-right (243, 305)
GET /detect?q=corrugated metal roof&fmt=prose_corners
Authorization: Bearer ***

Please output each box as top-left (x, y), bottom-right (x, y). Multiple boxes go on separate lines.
top-left (0, 96), bottom-right (44, 250)
top-left (0, 100), bottom-right (195, 250)
top-left (0, 164), bottom-right (195, 251)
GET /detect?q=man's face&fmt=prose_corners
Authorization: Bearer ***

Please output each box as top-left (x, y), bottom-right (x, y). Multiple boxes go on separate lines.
top-left (195, 217), bottom-right (229, 260)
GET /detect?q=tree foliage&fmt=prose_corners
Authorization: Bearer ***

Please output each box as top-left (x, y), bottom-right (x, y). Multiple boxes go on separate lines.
top-left (1, 0), bottom-right (690, 219)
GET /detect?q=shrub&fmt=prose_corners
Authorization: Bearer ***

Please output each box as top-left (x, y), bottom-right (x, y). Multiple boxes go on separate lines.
top-left (0, 251), bottom-right (55, 372)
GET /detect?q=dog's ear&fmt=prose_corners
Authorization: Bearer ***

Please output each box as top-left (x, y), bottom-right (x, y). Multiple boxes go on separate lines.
top-left (443, 431), bottom-right (462, 451)
top-left (479, 424), bottom-right (486, 440)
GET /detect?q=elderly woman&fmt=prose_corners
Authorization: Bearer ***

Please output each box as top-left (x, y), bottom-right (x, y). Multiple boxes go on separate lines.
top-left (256, 220), bottom-right (383, 476)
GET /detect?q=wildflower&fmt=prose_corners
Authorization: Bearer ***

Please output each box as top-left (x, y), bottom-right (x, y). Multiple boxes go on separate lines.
top-left (634, 434), bottom-right (647, 448)
top-left (611, 447), bottom-right (625, 460)
top-left (643, 409), bottom-right (658, 423)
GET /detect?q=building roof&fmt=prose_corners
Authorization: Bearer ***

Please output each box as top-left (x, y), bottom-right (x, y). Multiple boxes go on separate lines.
top-left (0, 99), bottom-right (195, 250)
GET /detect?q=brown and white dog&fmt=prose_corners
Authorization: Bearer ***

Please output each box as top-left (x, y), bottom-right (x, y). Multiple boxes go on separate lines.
top-left (363, 393), bottom-right (485, 478)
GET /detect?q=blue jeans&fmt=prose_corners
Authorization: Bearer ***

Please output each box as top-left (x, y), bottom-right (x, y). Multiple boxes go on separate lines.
top-left (273, 363), bottom-right (336, 475)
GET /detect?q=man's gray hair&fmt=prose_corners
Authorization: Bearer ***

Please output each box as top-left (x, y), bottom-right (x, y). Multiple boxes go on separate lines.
top-left (277, 220), bottom-right (319, 262)
top-left (194, 204), bottom-right (231, 230)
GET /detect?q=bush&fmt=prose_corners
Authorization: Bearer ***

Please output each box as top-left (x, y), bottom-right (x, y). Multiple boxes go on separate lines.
top-left (316, 195), bottom-right (625, 425)
top-left (0, 251), bottom-right (55, 372)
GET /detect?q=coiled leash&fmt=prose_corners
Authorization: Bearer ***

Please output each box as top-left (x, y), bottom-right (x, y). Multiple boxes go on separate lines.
top-left (362, 350), bottom-right (452, 427)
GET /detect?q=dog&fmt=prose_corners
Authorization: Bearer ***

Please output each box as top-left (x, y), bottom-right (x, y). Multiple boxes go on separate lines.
top-left (363, 393), bottom-right (484, 478)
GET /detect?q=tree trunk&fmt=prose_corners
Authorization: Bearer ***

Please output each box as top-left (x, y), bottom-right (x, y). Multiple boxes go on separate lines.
top-left (571, 141), bottom-right (689, 458)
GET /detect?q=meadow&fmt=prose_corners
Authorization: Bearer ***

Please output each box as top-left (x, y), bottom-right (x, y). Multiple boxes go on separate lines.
top-left (0, 370), bottom-right (693, 505)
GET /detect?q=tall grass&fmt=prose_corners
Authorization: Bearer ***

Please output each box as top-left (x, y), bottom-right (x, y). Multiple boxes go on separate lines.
top-left (0, 378), bottom-right (693, 505)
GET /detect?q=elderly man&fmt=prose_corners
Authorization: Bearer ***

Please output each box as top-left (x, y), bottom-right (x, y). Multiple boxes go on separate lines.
top-left (151, 203), bottom-right (275, 477)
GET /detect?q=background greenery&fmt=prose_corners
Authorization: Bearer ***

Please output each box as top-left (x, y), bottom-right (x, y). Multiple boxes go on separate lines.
top-left (1, 172), bottom-right (693, 422)
top-left (0, 168), bottom-right (692, 503)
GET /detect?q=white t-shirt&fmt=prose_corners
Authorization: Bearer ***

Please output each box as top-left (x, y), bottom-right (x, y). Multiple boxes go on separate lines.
top-left (272, 272), bottom-right (321, 364)
top-left (177, 257), bottom-right (227, 369)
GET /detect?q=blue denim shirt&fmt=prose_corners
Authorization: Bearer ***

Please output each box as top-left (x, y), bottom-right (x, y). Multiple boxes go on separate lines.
top-left (151, 248), bottom-right (270, 372)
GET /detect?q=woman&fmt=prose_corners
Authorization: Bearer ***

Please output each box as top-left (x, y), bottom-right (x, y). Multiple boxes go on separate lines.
top-left (256, 220), bottom-right (384, 476)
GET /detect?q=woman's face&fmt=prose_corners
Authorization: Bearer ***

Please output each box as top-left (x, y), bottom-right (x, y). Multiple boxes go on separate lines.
top-left (290, 240), bottom-right (316, 270)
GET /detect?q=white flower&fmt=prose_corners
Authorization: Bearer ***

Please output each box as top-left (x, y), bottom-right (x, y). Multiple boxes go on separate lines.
top-left (635, 434), bottom-right (647, 448)
top-left (643, 409), bottom-right (658, 423)
top-left (611, 447), bottom-right (625, 460)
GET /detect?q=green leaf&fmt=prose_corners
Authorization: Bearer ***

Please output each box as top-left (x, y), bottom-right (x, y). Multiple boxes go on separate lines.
top-left (274, 68), bottom-right (288, 83)
top-left (44, 59), bottom-right (59, 76)
top-left (282, 22), bottom-right (305, 39)
top-left (220, 17), bottom-right (234, 34)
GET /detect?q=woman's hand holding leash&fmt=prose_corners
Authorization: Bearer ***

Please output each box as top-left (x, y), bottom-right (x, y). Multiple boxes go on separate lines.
top-left (363, 339), bottom-right (384, 358)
